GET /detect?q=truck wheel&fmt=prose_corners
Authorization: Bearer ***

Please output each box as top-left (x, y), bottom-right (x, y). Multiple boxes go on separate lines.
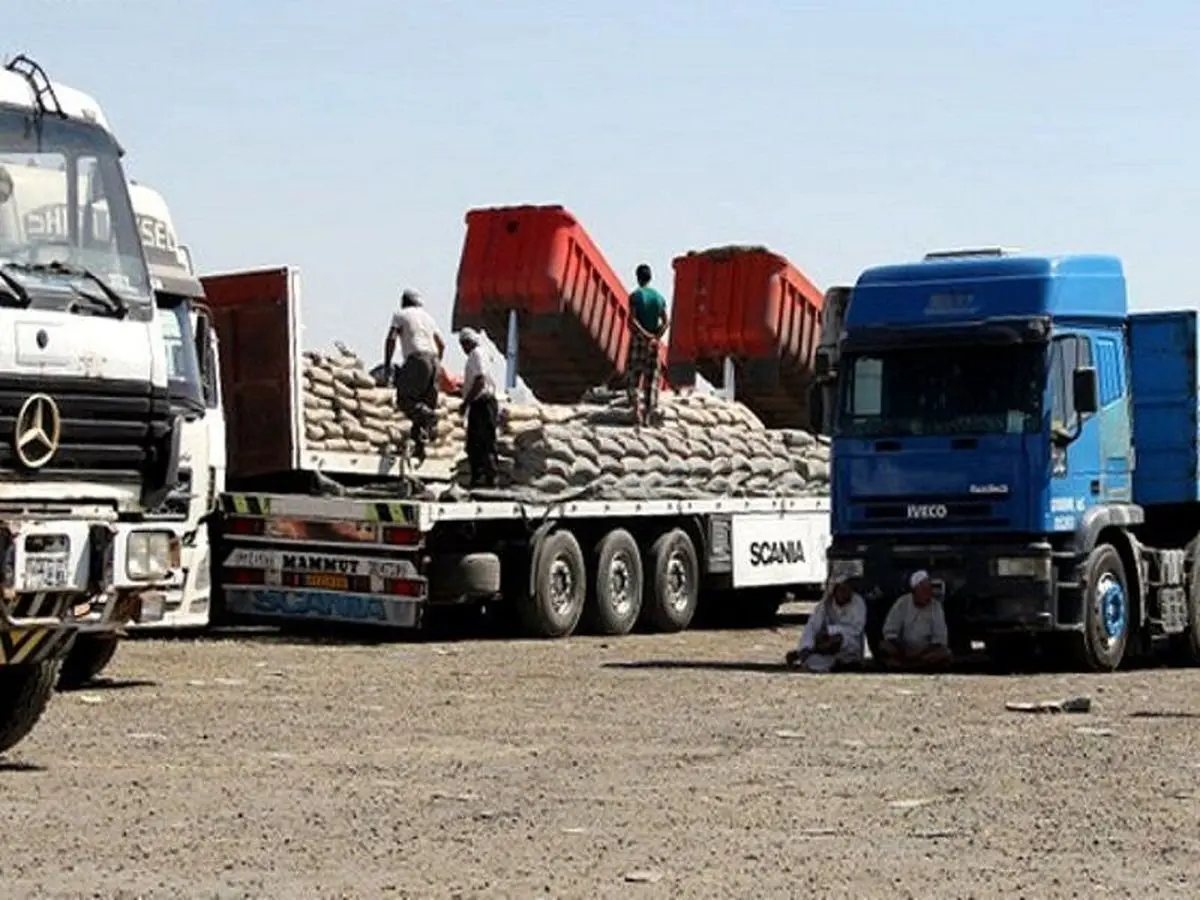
top-left (0, 662), bottom-right (57, 755)
top-left (519, 529), bottom-right (586, 638)
top-left (641, 528), bottom-right (699, 633)
top-left (1069, 544), bottom-right (1130, 672)
top-left (585, 529), bottom-right (643, 636)
top-left (1176, 540), bottom-right (1200, 664)
top-left (56, 635), bottom-right (119, 691)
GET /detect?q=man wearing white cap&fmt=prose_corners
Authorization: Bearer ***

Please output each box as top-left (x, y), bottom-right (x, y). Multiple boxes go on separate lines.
top-left (459, 327), bottom-right (498, 487)
top-left (785, 576), bottom-right (867, 672)
top-left (383, 289), bottom-right (446, 464)
top-left (877, 570), bottom-right (953, 670)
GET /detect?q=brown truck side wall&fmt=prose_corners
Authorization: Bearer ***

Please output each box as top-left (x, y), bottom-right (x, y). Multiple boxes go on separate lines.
top-left (201, 267), bottom-right (296, 481)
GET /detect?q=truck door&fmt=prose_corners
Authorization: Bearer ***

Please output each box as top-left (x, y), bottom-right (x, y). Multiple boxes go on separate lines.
top-left (1048, 334), bottom-right (1102, 523)
top-left (200, 267), bottom-right (301, 482)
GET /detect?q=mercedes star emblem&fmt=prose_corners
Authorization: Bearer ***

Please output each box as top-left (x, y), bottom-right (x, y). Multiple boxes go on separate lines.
top-left (13, 393), bottom-right (62, 469)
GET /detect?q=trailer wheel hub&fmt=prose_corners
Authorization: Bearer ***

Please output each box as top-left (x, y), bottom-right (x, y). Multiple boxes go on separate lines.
top-left (664, 554), bottom-right (690, 613)
top-left (607, 554), bottom-right (633, 617)
top-left (549, 558), bottom-right (576, 616)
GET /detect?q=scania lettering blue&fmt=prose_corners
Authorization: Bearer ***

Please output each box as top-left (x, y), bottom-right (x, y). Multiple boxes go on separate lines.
top-left (827, 248), bottom-right (1198, 671)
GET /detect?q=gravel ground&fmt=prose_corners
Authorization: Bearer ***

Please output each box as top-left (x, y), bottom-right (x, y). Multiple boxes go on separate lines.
top-left (3, 613), bottom-right (1200, 899)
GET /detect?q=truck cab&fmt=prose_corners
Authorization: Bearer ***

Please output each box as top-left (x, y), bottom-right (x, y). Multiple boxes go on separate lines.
top-left (827, 249), bottom-right (1141, 669)
top-left (0, 56), bottom-right (180, 746)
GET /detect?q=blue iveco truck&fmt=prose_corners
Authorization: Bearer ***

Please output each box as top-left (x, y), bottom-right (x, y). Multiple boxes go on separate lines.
top-left (825, 248), bottom-right (1200, 672)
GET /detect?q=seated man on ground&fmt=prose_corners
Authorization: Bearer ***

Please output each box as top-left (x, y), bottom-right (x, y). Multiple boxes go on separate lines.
top-left (785, 577), bottom-right (867, 672)
top-left (877, 570), bottom-right (953, 671)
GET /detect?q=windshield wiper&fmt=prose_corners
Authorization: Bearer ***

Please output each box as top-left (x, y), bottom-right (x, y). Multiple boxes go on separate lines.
top-left (5, 260), bottom-right (128, 319)
top-left (0, 265), bottom-right (33, 308)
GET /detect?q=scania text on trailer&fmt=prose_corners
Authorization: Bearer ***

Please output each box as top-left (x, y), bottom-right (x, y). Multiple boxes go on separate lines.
top-left (0, 55), bottom-right (181, 748)
top-left (827, 247), bottom-right (1200, 671)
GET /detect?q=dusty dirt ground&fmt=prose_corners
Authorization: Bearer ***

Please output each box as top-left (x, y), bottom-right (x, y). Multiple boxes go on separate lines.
top-left (4, 610), bottom-right (1200, 899)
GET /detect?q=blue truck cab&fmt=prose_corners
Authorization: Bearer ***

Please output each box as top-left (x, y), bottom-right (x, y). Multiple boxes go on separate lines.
top-left (827, 248), bottom-right (1196, 671)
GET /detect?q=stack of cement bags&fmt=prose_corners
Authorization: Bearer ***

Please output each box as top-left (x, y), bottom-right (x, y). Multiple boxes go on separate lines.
top-left (299, 347), bottom-right (831, 500)
top-left (300, 346), bottom-right (464, 463)
top-left (454, 390), bottom-right (830, 500)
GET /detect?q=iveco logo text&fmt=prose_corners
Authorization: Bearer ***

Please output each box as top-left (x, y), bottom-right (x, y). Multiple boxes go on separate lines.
top-left (906, 504), bottom-right (948, 520)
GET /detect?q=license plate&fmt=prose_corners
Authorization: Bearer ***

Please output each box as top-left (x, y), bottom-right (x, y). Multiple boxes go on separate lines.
top-left (24, 555), bottom-right (70, 590)
top-left (303, 573), bottom-right (349, 591)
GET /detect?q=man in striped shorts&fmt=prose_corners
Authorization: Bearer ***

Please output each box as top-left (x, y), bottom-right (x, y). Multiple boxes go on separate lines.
top-left (627, 263), bottom-right (669, 426)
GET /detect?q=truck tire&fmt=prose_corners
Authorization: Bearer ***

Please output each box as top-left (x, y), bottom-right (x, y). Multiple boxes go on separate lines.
top-left (56, 634), bottom-right (119, 691)
top-left (641, 528), bottom-right (699, 633)
top-left (1171, 539), bottom-right (1200, 664)
top-left (1068, 544), bottom-right (1130, 672)
top-left (585, 528), bottom-right (643, 636)
top-left (519, 529), bottom-right (586, 638)
top-left (0, 662), bottom-right (57, 755)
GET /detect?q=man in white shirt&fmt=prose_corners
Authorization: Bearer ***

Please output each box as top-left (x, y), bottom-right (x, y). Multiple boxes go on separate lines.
top-left (785, 577), bottom-right (867, 672)
top-left (383, 290), bottom-right (446, 463)
top-left (458, 328), bottom-right (499, 487)
top-left (877, 570), bottom-right (953, 671)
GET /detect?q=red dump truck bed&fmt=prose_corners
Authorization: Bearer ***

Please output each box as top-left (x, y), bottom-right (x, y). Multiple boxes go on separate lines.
top-left (453, 204), bottom-right (665, 404)
top-left (668, 246), bottom-right (824, 429)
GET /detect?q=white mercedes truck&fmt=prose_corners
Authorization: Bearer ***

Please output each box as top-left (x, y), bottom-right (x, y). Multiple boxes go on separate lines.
top-left (55, 182), bottom-right (225, 685)
top-left (0, 55), bottom-right (180, 751)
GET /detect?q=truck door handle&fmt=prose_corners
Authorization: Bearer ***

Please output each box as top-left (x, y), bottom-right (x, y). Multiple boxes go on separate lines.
top-left (1090, 480), bottom-right (1100, 495)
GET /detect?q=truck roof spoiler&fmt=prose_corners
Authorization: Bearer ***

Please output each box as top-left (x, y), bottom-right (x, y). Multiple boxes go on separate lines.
top-left (922, 247), bottom-right (1022, 261)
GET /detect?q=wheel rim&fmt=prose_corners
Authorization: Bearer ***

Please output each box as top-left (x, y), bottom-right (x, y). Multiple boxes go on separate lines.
top-left (1098, 572), bottom-right (1127, 642)
top-left (549, 557), bottom-right (576, 618)
top-left (607, 552), bottom-right (634, 618)
top-left (664, 553), bottom-right (690, 614)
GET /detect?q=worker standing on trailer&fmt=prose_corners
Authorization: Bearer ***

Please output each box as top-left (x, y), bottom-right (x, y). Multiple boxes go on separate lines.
top-left (458, 327), bottom-right (499, 487)
top-left (877, 570), bottom-right (954, 671)
top-left (383, 289), bottom-right (446, 463)
top-left (627, 263), bottom-right (669, 426)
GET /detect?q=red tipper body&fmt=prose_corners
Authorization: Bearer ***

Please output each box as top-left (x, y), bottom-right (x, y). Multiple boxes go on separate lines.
top-left (453, 204), bottom-right (666, 403)
top-left (668, 246), bottom-right (825, 429)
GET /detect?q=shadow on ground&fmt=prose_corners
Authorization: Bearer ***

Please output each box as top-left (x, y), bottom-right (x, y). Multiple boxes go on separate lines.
top-left (0, 760), bottom-right (46, 774)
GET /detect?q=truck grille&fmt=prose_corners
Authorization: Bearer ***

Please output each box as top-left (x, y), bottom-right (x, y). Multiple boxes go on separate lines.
top-left (855, 494), bottom-right (1005, 529)
top-left (0, 375), bottom-right (172, 480)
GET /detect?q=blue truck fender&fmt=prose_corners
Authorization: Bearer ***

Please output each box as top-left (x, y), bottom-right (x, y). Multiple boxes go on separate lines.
top-left (1069, 503), bottom-right (1144, 556)
top-left (1070, 502), bottom-right (1146, 625)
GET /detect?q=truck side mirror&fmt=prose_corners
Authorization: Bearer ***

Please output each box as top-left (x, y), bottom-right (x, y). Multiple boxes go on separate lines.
top-left (808, 384), bottom-right (824, 435)
top-left (1073, 366), bottom-right (1099, 415)
top-left (815, 352), bottom-right (831, 378)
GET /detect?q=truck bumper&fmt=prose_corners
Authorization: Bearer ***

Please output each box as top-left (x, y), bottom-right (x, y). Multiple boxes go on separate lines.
top-left (0, 518), bottom-right (177, 665)
top-left (128, 534), bottom-right (212, 631)
top-left (828, 537), bottom-right (1058, 636)
top-left (223, 588), bottom-right (421, 628)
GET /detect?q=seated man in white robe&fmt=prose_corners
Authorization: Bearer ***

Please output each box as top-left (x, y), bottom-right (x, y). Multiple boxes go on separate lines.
top-left (785, 577), bottom-right (867, 672)
top-left (877, 569), bottom-right (953, 671)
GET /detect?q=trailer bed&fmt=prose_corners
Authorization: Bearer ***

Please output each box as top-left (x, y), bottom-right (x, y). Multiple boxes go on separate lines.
top-left (221, 490), bottom-right (827, 528)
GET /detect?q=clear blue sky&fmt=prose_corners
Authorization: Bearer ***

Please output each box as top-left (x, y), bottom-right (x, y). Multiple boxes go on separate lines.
top-left (8, 1), bottom-right (1198, 373)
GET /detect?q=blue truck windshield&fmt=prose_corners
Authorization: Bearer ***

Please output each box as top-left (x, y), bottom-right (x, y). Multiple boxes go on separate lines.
top-left (838, 343), bottom-right (1044, 438)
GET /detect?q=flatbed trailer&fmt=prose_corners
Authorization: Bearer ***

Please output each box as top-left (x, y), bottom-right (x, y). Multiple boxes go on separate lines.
top-left (203, 263), bottom-right (831, 637)
top-left (216, 490), bottom-right (829, 636)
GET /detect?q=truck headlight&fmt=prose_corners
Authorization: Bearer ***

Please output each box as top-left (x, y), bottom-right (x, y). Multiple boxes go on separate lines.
top-left (995, 557), bottom-right (1052, 581)
top-left (829, 558), bottom-right (865, 581)
top-left (126, 531), bottom-right (176, 581)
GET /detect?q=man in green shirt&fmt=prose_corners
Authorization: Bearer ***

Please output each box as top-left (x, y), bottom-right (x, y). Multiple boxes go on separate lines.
top-left (627, 263), bottom-right (669, 425)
